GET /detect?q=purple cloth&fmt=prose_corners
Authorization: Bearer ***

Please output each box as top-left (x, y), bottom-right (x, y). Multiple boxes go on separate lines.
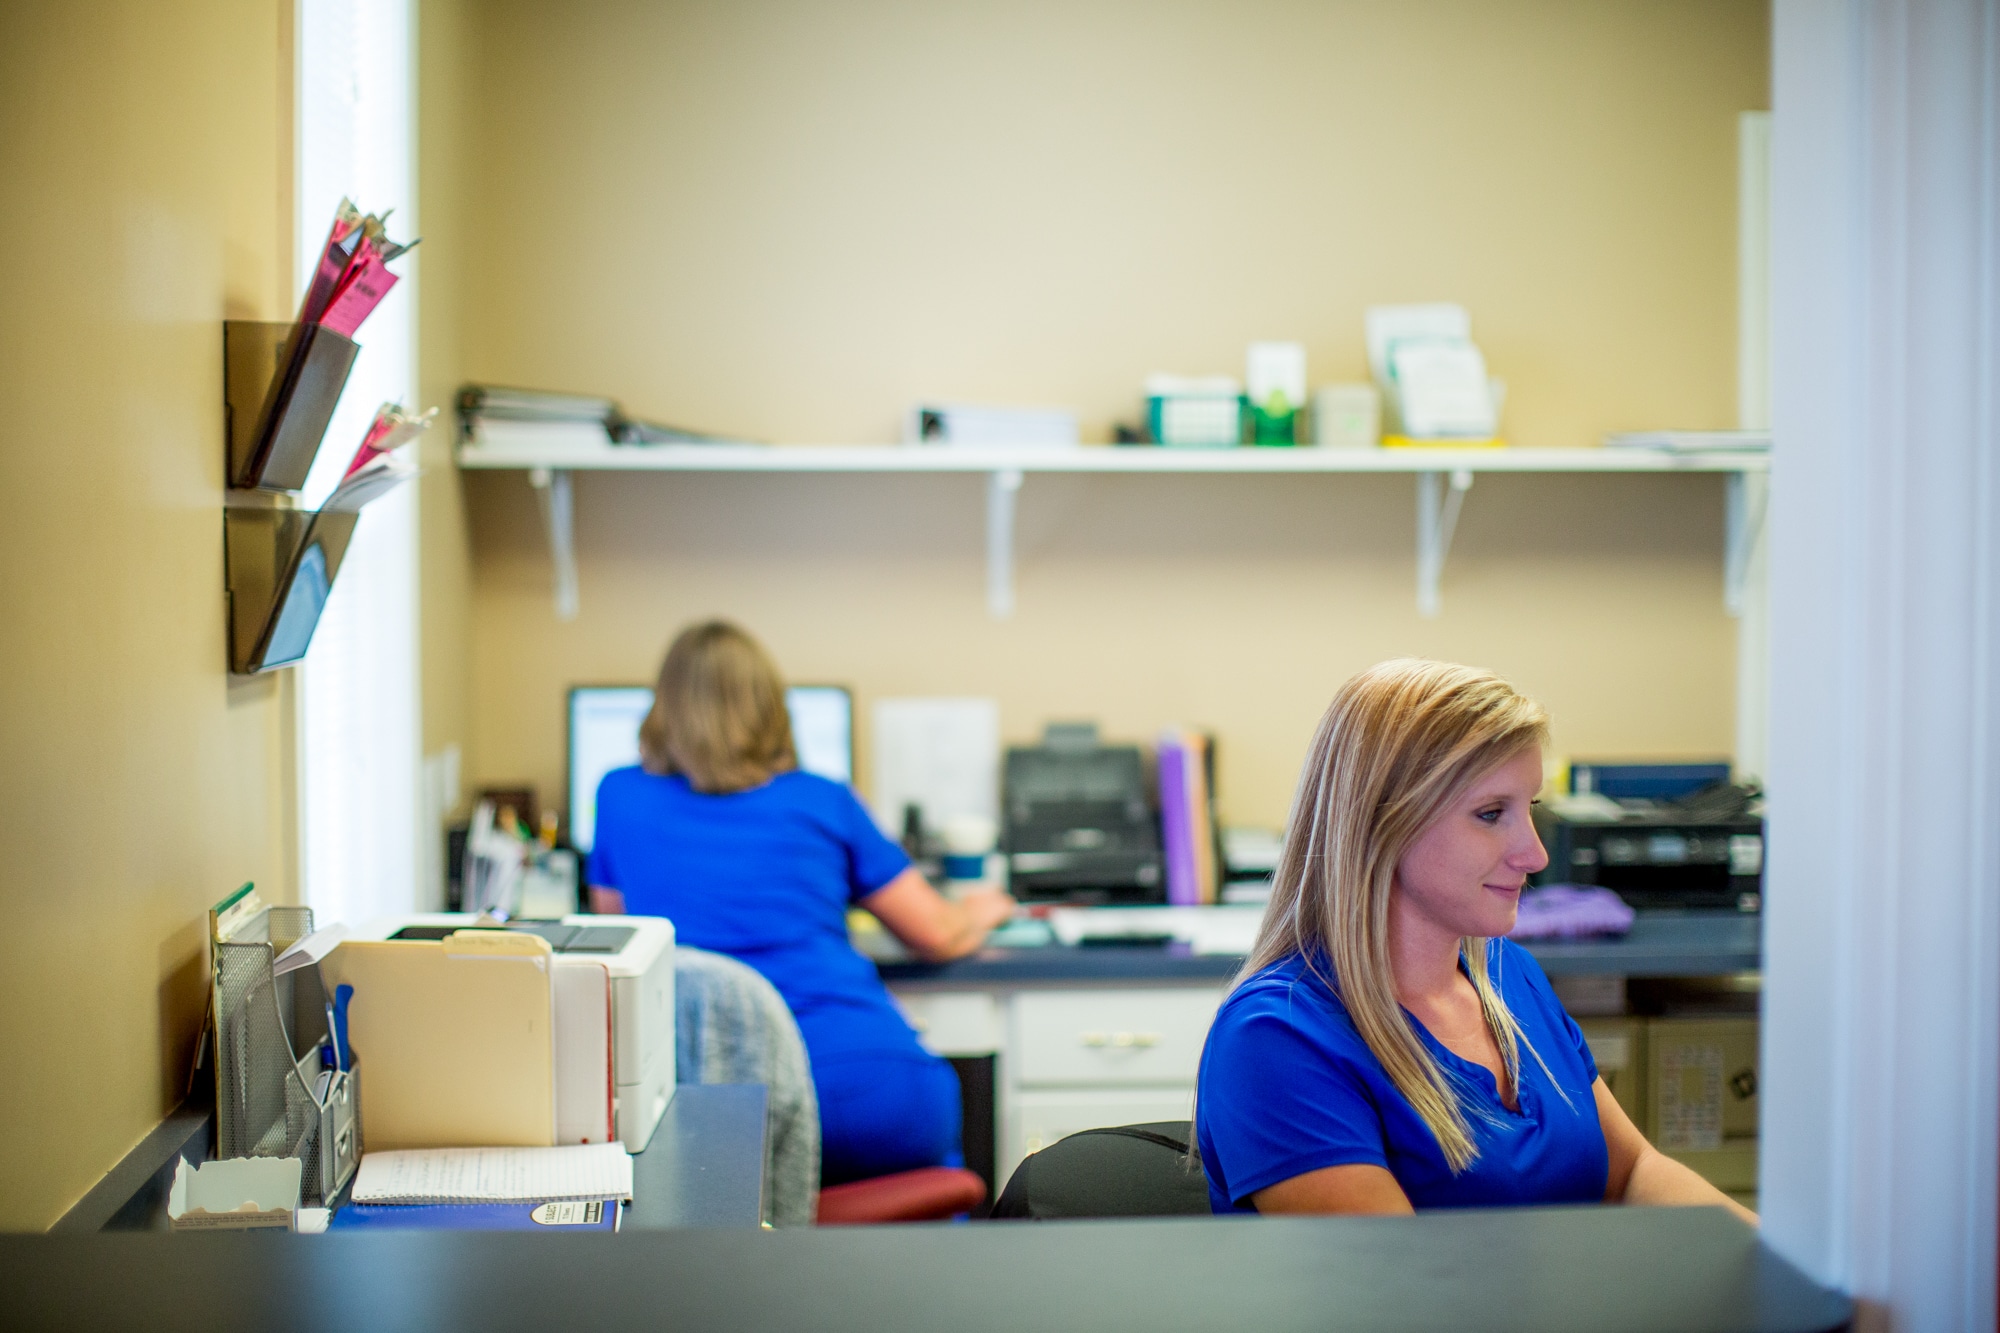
top-left (1506, 885), bottom-right (1636, 940)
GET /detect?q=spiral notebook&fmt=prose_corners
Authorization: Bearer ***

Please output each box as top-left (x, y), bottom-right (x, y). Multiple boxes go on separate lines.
top-left (351, 1143), bottom-right (633, 1206)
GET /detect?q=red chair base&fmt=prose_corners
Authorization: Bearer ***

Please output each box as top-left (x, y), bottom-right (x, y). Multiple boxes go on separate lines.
top-left (815, 1166), bottom-right (987, 1224)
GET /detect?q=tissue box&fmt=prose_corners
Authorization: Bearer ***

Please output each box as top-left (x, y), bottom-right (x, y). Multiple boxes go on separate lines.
top-left (168, 1157), bottom-right (302, 1231)
top-left (1145, 375), bottom-right (1242, 447)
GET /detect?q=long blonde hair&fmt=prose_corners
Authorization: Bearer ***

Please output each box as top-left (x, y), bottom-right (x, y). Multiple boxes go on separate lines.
top-left (1239, 658), bottom-right (1550, 1173)
top-left (639, 621), bottom-right (797, 793)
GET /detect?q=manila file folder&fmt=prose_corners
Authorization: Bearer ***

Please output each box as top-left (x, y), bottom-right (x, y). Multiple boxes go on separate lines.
top-left (323, 931), bottom-right (557, 1150)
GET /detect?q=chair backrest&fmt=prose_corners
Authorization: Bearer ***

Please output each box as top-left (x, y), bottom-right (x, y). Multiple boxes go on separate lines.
top-left (990, 1121), bottom-right (1210, 1220)
top-left (673, 946), bottom-right (820, 1226)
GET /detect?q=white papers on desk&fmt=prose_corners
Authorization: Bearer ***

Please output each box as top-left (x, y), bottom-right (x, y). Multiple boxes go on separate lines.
top-left (1046, 906), bottom-right (1265, 956)
top-left (871, 697), bottom-right (999, 838)
top-left (273, 923), bottom-right (349, 977)
top-left (352, 1143), bottom-right (633, 1205)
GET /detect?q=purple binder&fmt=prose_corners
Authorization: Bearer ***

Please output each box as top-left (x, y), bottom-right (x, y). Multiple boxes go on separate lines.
top-left (1158, 737), bottom-right (1199, 907)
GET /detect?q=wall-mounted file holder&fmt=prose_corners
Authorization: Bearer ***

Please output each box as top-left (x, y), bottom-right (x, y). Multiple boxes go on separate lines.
top-left (211, 902), bottom-right (362, 1207)
top-left (224, 504), bottom-right (360, 675)
top-left (224, 319), bottom-right (359, 491)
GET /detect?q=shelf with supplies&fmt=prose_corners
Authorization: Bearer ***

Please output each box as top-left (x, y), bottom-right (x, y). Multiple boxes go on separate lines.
top-left (454, 438), bottom-right (1771, 623)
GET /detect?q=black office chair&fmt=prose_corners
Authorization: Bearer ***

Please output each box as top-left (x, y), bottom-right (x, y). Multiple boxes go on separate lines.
top-left (990, 1121), bottom-right (1210, 1219)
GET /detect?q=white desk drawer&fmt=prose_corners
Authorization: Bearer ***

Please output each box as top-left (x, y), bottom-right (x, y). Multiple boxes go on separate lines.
top-left (1011, 988), bottom-right (1222, 1088)
top-left (889, 989), bottom-right (1002, 1057)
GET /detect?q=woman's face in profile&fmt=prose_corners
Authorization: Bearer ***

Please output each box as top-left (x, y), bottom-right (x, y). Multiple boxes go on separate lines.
top-left (1392, 748), bottom-right (1550, 941)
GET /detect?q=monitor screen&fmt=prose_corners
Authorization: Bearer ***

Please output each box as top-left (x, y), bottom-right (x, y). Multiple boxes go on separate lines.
top-left (566, 683), bottom-right (853, 855)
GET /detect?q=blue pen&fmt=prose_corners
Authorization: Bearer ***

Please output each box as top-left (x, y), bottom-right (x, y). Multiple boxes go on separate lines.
top-left (331, 984), bottom-right (354, 1072)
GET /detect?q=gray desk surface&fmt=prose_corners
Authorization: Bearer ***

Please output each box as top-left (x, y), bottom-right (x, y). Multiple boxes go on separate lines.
top-left (64, 1083), bottom-right (766, 1234)
top-left (881, 911), bottom-right (1760, 986)
top-left (0, 1205), bottom-right (1846, 1332)
top-left (626, 1083), bottom-right (766, 1230)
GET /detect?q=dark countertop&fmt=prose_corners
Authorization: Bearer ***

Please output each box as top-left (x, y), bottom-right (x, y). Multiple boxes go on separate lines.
top-left (63, 1083), bottom-right (767, 1235)
top-left (880, 912), bottom-right (1760, 986)
top-left (626, 1083), bottom-right (766, 1230)
top-left (0, 1205), bottom-right (1846, 1332)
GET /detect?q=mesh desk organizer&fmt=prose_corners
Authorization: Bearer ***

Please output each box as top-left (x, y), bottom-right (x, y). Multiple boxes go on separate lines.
top-left (209, 885), bottom-right (360, 1207)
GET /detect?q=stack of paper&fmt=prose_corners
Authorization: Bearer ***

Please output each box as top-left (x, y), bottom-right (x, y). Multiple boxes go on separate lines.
top-left (351, 1143), bottom-right (633, 1205)
top-left (460, 385), bottom-right (736, 449)
top-left (461, 386), bottom-right (616, 450)
top-left (1365, 304), bottom-right (1503, 442)
top-left (1605, 430), bottom-right (1771, 453)
top-left (300, 199), bottom-right (417, 340)
top-left (322, 403), bottom-right (431, 513)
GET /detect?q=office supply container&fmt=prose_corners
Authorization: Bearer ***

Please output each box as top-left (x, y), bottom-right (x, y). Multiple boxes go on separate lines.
top-left (211, 903), bottom-right (361, 1207)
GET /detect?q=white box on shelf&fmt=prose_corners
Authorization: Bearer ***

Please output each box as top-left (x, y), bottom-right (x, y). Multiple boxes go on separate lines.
top-left (904, 403), bottom-right (1078, 447)
top-left (1313, 384), bottom-right (1382, 448)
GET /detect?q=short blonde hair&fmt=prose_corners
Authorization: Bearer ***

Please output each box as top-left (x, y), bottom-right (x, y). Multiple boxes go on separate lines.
top-left (1238, 658), bottom-right (1551, 1172)
top-left (639, 621), bottom-right (796, 794)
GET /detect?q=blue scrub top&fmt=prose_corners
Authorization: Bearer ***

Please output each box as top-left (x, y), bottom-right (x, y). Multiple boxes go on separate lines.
top-left (587, 766), bottom-right (922, 1066)
top-left (1196, 939), bottom-right (1607, 1212)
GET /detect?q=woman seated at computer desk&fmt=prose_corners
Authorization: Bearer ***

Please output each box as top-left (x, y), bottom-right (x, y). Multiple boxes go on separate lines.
top-left (1198, 659), bottom-right (1756, 1222)
top-left (587, 621), bottom-right (1015, 1184)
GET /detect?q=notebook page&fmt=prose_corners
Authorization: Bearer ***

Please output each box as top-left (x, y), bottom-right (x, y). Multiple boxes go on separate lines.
top-left (352, 1143), bottom-right (633, 1205)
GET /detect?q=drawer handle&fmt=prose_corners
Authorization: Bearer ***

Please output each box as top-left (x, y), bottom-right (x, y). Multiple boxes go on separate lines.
top-left (1078, 1031), bottom-right (1161, 1049)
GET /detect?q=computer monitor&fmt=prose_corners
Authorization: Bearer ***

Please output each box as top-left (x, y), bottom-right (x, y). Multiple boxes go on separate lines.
top-left (566, 683), bottom-right (854, 855)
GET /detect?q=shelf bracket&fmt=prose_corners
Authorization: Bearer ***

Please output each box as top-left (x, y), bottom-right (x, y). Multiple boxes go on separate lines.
top-left (529, 467), bottom-right (579, 622)
top-left (1723, 470), bottom-right (1769, 617)
top-left (1416, 469), bottom-right (1474, 618)
top-left (986, 468), bottom-right (1023, 620)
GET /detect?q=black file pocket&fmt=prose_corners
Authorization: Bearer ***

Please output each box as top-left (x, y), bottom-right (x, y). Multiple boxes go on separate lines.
top-left (224, 506), bottom-right (361, 674)
top-left (224, 319), bottom-right (359, 491)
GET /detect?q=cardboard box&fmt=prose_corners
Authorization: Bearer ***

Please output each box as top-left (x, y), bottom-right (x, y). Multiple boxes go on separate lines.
top-left (1647, 1016), bottom-right (1759, 1195)
top-left (1576, 1017), bottom-right (1646, 1125)
top-left (167, 1157), bottom-right (301, 1231)
top-left (1647, 1016), bottom-right (1759, 1147)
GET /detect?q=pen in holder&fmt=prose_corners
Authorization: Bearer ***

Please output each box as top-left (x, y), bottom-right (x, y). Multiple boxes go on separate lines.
top-left (224, 320), bottom-right (360, 492)
top-left (210, 900), bottom-right (362, 1207)
top-left (223, 505), bottom-right (360, 675)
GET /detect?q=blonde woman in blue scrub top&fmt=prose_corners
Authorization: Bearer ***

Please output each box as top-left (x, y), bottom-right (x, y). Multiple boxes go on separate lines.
top-left (1197, 659), bottom-right (1756, 1221)
top-left (589, 622), bottom-right (1015, 1184)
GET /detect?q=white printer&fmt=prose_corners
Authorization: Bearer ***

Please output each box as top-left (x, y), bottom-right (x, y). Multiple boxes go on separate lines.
top-left (346, 914), bottom-right (675, 1152)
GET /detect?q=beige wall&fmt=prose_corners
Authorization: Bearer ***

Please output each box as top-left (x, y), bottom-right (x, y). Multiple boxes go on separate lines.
top-left (451, 0), bottom-right (1768, 827)
top-left (0, 0), bottom-right (299, 1229)
top-left (418, 0), bottom-right (476, 785)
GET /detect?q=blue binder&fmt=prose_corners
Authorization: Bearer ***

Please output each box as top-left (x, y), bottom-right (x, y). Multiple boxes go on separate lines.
top-left (328, 1199), bottom-right (620, 1231)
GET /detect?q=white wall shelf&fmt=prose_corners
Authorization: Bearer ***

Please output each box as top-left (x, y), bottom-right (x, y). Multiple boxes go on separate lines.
top-left (457, 441), bottom-right (1770, 622)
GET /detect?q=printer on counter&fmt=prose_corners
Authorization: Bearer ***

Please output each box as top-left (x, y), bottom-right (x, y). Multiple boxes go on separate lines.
top-left (345, 913), bottom-right (674, 1151)
top-left (1532, 762), bottom-right (1763, 913)
top-left (1003, 723), bottom-right (1164, 905)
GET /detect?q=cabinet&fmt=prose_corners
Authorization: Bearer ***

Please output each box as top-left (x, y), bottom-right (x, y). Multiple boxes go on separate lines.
top-left (892, 983), bottom-right (1221, 1187)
